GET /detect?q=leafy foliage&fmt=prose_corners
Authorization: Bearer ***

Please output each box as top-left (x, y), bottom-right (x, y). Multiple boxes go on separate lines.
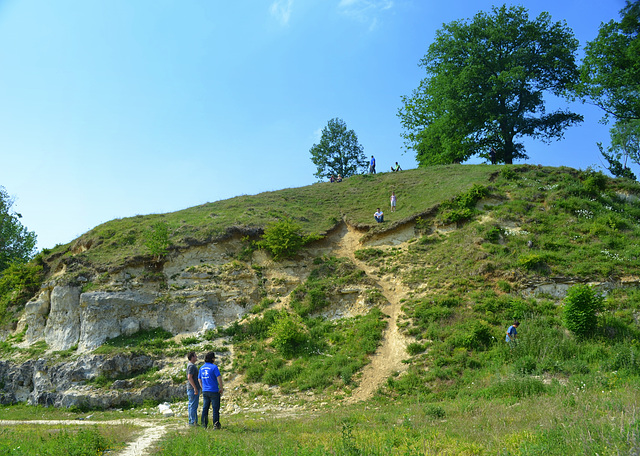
top-left (0, 186), bottom-right (37, 273)
top-left (563, 285), bottom-right (604, 339)
top-left (576, 0), bottom-right (640, 121)
top-left (256, 217), bottom-right (316, 261)
top-left (438, 184), bottom-right (488, 224)
top-left (309, 117), bottom-right (367, 180)
top-left (0, 260), bottom-right (44, 328)
top-left (229, 308), bottom-right (385, 391)
top-left (269, 312), bottom-right (309, 357)
top-left (398, 5), bottom-right (582, 165)
top-left (144, 221), bottom-right (170, 262)
top-left (598, 120), bottom-right (640, 180)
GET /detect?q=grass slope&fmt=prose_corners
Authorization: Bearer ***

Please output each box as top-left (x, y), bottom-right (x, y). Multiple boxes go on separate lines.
top-left (2, 164), bottom-right (640, 454)
top-left (44, 165), bottom-right (496, 272)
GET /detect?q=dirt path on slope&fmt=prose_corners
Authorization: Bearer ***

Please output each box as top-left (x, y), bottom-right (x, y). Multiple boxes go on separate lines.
top-left (330, 223), bottom-right (410, 403)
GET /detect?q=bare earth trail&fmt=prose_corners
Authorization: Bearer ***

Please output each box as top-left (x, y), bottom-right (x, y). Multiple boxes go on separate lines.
top-left (329, 222), bottom-right (411, 403)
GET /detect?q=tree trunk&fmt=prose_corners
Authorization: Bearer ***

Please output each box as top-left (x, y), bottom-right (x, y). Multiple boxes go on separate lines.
top-left (503, 136), bottom-right (515, 164)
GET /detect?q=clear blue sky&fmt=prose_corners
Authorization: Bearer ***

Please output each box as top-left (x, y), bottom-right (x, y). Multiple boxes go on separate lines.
top-left (0, 0), bottom-right (627, 250)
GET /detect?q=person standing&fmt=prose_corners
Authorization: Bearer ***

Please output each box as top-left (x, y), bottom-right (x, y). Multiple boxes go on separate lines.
top-left (506, 321), bottom-right (520, 346)
top-left (390, 191), bottom-right (397, 213)
top-left (186, 352), bottom-right (199, 426)
top-left (369, 155), bottom-right (376, 174)
top-left (489, 148), bottom-right (497, 165)
top-left (198, 351), bottom-right (224, 429)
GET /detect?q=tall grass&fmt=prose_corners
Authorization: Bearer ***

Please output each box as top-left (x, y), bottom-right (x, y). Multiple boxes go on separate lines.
top-left (0, 425), bottom-right (128, 456)
top-left (154, 386), bottom-right (640, 455)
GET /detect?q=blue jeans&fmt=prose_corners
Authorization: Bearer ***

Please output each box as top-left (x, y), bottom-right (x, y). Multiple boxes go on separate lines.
top-left (201, 391), bottom-right (221, 429)
top-left (187, 389), bottom-right (199, 425)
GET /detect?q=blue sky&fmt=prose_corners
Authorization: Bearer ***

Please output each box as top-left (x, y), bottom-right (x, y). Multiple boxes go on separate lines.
top-left (0, 0), bottom-right (627, 250)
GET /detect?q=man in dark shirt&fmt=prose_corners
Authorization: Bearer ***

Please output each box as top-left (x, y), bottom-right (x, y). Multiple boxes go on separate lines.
top-left (186, 352), bottom-right (199, 426)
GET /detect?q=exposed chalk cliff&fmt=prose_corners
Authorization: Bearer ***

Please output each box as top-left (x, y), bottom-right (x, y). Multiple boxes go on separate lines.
top-left (0, 353), bottom-right (182, 408)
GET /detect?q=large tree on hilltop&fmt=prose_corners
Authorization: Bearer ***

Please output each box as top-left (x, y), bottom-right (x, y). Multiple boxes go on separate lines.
top-left (575, 0), bottom-right (640, 122)
top-left (0, 186), bottom-right (37, 273)
top-left (310, 118), bottom-right (367, 180)
top-left (398, 5), bottom-right (583, 165)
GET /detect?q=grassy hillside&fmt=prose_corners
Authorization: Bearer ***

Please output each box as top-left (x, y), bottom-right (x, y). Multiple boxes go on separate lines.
top-left (42, 165), bottom-right (496, 272)
top-left (2, 164), bottom-right (640, 454)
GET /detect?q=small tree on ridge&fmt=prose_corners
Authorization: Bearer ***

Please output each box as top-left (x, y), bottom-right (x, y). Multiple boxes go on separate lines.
top-left (309, 118), bottom-right (367, 180)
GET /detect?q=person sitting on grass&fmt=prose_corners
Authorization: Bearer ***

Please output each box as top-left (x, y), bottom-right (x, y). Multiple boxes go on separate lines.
top-left (374, 208), bottom-right (384, 223)
top-left (391, 162), bottom-right (402, 172)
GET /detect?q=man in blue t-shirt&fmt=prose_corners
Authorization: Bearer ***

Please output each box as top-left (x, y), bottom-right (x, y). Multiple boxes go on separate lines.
top-left (198, 351), bottom-right (224, 429)
top-left (369, 155), bottom-right (376, 174)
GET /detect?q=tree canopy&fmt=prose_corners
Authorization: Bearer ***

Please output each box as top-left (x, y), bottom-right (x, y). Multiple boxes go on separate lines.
top-left (599, 120), bottom-right (640, 180)
top-left (309, 118), bottom-right (366, 180)
top-left (0, 186), bottom-right (37, 273)
top-left (398, 5), bottom-right (583, 165)
top-left (576, 0), bottom-right (640, 122)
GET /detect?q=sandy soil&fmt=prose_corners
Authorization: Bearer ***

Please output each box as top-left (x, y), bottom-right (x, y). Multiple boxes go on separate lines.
top-left (329, 222), bottom-right (410, 403)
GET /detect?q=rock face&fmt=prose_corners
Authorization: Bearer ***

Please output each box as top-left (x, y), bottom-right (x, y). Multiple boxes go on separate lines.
top-left (16, 241), bottom-right (301, 353)
top-left (4, 239), bottom-right (317, 408)
top-left (0, 354), bottom-right (182, 408)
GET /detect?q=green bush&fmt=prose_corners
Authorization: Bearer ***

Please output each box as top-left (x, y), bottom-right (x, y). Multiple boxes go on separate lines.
top-left (257, 217), bottom-right (313, 260)
top-left (582, 170), bottom-right (607, 195)
top-left (269, 312), bottom-right (309, 357)
top-left (0, 261), bottom-right (44, 328)
top-left (144, 221), bottom-right (170, 261)
top-left (407, 342), bottom-right (427, 355)
top-left (517, 254), bottom-right (548, 272)
top-left (563, 285), bottom-right (604, 339)
top-left (450, 320), bottom-right (493, 351)
top-left (424, 404), bottom-right (446, 419)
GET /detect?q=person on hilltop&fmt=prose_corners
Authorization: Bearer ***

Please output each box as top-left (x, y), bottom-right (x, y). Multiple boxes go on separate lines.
top-left (489, 148), bottom-right (497, 165)
top-left (198, 351), bottom-right (224, 429)
top-left (369, 155), bottom-right (376, 174)
top-left (390, 191), bottom-right (397, 213)
top-left (186, 352), bottom-right (199, 426)
top-left (391, 162), bottom-right (402, 172)
top-left (336, 174), bottom-right (343, 182)
top-left (374, 208), bottom-right (384, 223)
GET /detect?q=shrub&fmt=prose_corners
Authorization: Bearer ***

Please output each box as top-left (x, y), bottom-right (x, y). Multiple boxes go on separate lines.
top-left (424, 404), bottom-right (446, 419)
top-left (563, 284), bottom-right (604, 339)
top-left (485, 226), bottom-right (502, 243)
top-left (450, 320), bottom-right (493, 351)
top-left (407, 342), bottom-right (427, 355)
top-left (257, 217), bottom-right (312, 260)
top-left (269, 312), bottom-right (309, 357)
top-left (582, 170), bottom-right (607, 195)
top-left (0, 261), bottom-right (44, 328)
top-left (517, 254), bottom-right (548, 272)
top-left (145, 221), bottom-right (170, 261)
